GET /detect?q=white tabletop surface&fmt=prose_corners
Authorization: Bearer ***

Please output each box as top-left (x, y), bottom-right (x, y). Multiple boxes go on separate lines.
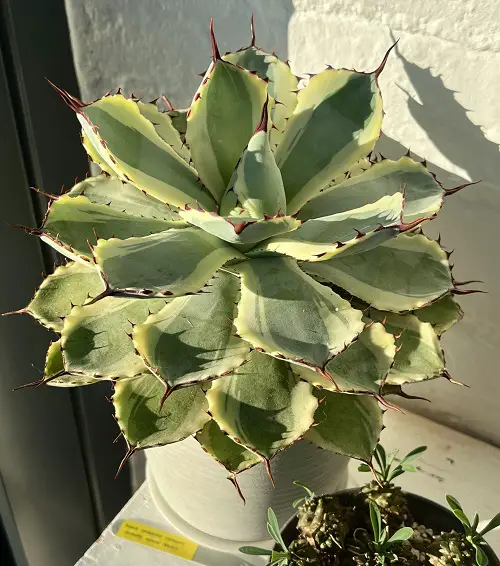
top-left (76, 410), bottom-right (500, 565)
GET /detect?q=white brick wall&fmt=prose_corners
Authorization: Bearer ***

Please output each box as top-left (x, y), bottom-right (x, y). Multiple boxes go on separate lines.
top-left (289, 0), bottom-right (500, 445)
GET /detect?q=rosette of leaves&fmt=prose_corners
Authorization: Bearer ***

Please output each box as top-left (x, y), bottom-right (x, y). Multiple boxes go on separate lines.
top-left (8, 18), bottom-right (479, 493)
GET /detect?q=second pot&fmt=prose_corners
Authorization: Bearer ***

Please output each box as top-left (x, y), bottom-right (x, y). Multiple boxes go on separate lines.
top-left (279, 488), bottom-right (500, 564)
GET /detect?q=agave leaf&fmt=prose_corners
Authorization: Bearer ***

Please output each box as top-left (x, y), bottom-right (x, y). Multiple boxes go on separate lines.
top-left (299, 157), bottom-right (444, 224)
top-left (133, 271), bottom-right (250, 388)
top-left (42, 194), bottom-right (180, 260)
top-left (219, 101), bottom-right (286, 219)
top-left (293, 322), bottom-right (395, 394)
top-left (186, 58), bottom-right (267, 202)
top-left (26, 261), bottom-right (105, 331)
top-left (370, 310), bottom-right (445, 384)
top-left (275, 68), bottom-right (383, 215)
top-left (412, 295), bottom-right (464, 335)
top-left (137, 101), bottom-right (190, 162)
top-left (207, 351), bottom-right (317, 459)
top-left (61, 296), bottom-right (166, 377)
top-left (44, 340), bottom-right (101, 387)
top-left (305, 234), bottom-right (453, 312)
top-left (305, 390), bottom-right (383, 461)
top-left (223, 46), bottom-right (298, 148)
top-left (82, 133), bottom-right (115, 175)
top-left (94, 228), bottom-right (244, 296)
top-left (234, 257), bottom-right (364, 368)
top-left (68, 174), bottom-right (183, 221)
top-left (79, 94), bottom-right (215, 210)
top-left (253, 193), bottom-right (403, 261)
top-left (179, 208), bottom-right (300, 245)
top-left (167, 108), bottom-right (188, 137)
top-left (195, 419), bottom-right (261, 474)
top-left (113, 372), bottom-right (209, 449)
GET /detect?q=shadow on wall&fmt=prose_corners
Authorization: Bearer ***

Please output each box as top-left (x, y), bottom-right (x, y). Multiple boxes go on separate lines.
top-left (377, 43), bottom-right (500, 446)
top-left (381, 38), bottom-right (500, 187)
top-left (66, 0), bottom-right (294, 105)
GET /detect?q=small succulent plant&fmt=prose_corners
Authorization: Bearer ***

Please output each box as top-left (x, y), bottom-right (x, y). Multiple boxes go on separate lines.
top-left (242, 446), bottom-right (499, 565)
top-left (427, 496), bottom-right (500, 566)
top-left (7, 17), bottom-right (480, 492)
top-left (359, 444), bottom-right (426, 527)
top-left (240, 508), bottom-right (293, 566)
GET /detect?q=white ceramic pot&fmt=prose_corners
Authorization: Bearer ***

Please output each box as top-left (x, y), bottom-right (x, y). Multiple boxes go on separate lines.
top-left (147, 436), bottom-right (348, 552)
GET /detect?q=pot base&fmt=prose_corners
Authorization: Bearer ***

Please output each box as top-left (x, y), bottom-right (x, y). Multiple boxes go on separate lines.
top-left (146, 437), bottom-right (349, 549)
top-left (147, 461), bottom-right (349, 553)
top-left (148, 462), bottom-right (271, 553)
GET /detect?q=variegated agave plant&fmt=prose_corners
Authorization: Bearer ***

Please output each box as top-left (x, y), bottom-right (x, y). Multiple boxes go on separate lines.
top-left (10, 19), bottom-right (477, 492)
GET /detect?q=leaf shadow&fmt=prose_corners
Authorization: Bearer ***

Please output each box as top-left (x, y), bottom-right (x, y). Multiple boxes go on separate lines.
top-left (383, 37), bottom-right (500, 186)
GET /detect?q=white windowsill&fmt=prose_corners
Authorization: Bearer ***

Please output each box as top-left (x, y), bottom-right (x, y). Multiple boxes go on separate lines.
top-left (76, 410), bottom-right (500, 565)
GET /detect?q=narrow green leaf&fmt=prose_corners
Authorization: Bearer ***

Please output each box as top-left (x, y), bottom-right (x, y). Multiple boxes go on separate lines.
top-left (268, 508), bottom-right (287, 552)
top-left (480, 512), bottom-right (500, 536)
top-left (453, 509), bottom-right (471, 528)
top-left (113, 372), bottom-right (209, 449)
top-left (388, 527), bottom-right (413, 543)
top-left (276, 68), bottom-right (383, 215)
top-left (293, 480), bottom-right (315, 498)
top-left (400, 445), bottom-right (427, 466)
top-left (42, 194), bottom-right (179, 260)
top-left (370, 502), bottom-right (382, 541)
top-left (306, 234), bottom-right (453, 312)
top-left (358, 463), bottom-right (372, 472)
top-left (186, 59), bottom-right (267, 201)
top-left (195, 420), bottom-right (261, 474)
top-left (68, 174), bottom-right (183, 221)
top-left (133, 272), bottom-right (250, 388)
top-left (472, 513), bottom-right (480, 533)
top-left (255, 194), bottom-right (403, 261)
top-left (374, 444), bottom-right (387, 472)
top-left (234, 257), bottom-right (364, 368)
top-left (223, 46), bottom-right (298, 148)
top-left (206, 351), bottom-right (318, 460)
top-left (305, 390), bottom-right (383, 461)
top-left (26, 261), bottom-right (104, 331)
top-left (475, 545), bottom-right (489, 566)
top-left (299, 157), bottom-right (444, 224)
top-left (446, 494), bottom-right (464, 513)
top-left (239, 546), bottom-right (272, 556)
top-left (61, 296), bottom-right (166, 377)
top-left (94, 228), bottom-right (244, 296)
top-left (79, 95), bottom-right (215, 210)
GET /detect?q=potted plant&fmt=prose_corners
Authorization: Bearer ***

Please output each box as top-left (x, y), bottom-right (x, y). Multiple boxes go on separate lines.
top-left (241, 445), bottom-right (500, 565)
top-left (6, 17), bottom-right (481, 548)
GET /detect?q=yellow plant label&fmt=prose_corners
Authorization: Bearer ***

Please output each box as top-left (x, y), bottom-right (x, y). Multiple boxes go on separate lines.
top-left (116, 520), bottom-right (198, 560)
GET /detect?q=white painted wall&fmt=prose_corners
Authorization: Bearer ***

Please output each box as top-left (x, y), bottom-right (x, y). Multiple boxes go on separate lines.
top-left (288, 0), bottom-right (500, 445)
top-left (65, 0), bottom-right (500, 445)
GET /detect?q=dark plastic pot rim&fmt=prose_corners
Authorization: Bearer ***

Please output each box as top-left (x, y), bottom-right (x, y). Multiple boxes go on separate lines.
top-left (278, 488), bottom-right (499, 564)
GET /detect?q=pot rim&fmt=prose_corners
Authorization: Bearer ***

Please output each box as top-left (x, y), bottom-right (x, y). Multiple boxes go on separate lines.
top-left (277, 487), bottom-right (499, 564)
